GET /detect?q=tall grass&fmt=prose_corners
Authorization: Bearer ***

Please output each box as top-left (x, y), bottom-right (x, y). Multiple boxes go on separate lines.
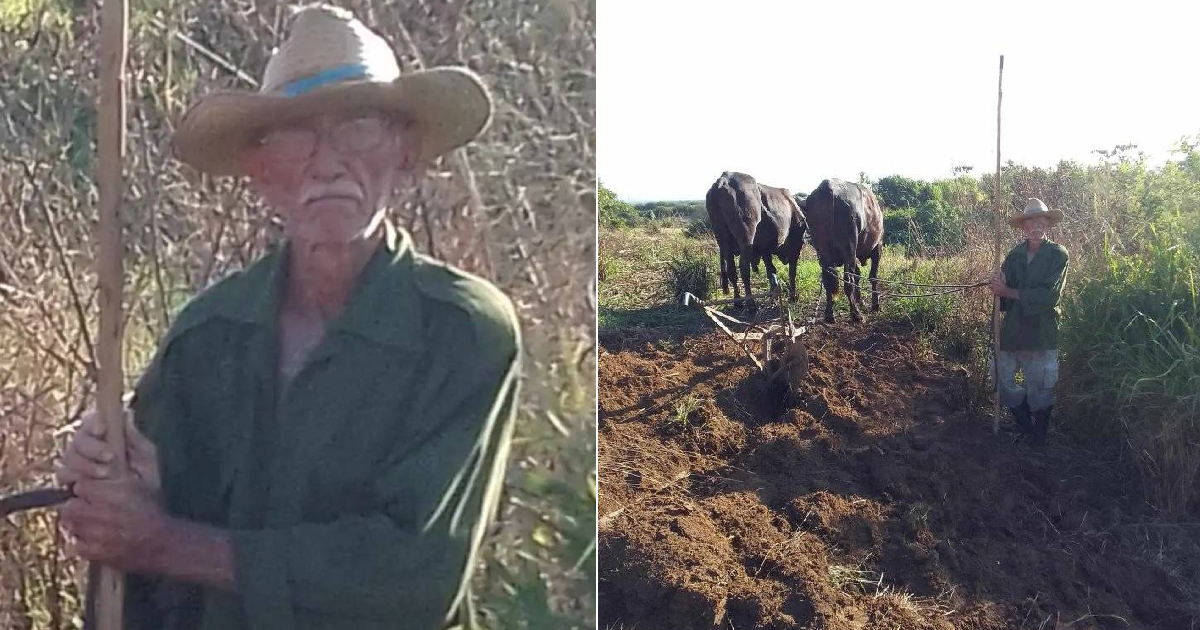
top-left (663, 246), bottom-right (713, 304)
top-left (1058, 228), bottom-right (1200, 517)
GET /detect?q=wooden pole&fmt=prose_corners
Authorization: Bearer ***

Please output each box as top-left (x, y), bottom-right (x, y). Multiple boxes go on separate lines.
top-left (95, 0), bottom-right (130, 625)
top-left (991, 55), bottom-right (1004, 434)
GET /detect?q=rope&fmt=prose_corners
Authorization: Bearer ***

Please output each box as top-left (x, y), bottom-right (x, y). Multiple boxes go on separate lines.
top-left (809, 285), bottom-right (826, 321)
top-left (874, 281), bottom-right (989, 299)
top-left (780, 283), bottom-right (824, 323)
top-left (813, 265), bottom-right (992, 300)
top-left (821, 265), bottom-right (988, 290)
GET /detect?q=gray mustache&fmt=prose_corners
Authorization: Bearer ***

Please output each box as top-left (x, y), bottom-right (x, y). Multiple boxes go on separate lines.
top-left (301, 185), bottom-right (363, 204)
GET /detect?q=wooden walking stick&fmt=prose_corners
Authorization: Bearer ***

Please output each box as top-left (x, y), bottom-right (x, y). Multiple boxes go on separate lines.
top-left (991, 55), bottom-right (1004, 434)
top-left (94, 0), bottom-right (131, 625)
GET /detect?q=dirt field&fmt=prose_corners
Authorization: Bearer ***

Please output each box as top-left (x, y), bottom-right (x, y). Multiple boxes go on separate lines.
top-left (598, 319), bottom-right (1195, 630)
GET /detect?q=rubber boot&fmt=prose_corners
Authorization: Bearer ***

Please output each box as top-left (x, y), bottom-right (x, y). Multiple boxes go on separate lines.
top-left (1032, 405), bottom-right (1052, 449)
top-left (1006, 398), bottom-right (1033, 434)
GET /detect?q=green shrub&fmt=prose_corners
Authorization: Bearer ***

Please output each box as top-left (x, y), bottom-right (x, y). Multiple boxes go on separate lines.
top-left (600, 180), bottom-right (641, 228)
top-left (663, 246), bottom-right (713, 304)
top-left (1059, 224), bottom-right (1200, 517)
top-left (684, 217), bottom-right (712, 239)
top-left (914, 199), bottom-right (965, 250)
top-left (883, 207), bottom-right (916, 247)
top-left (875, 175), bottom-right (932, 210)
top-left (598, 251), bottom-right (615, 283)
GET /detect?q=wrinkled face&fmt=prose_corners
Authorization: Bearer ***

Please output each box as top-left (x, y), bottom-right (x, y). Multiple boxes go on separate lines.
top-left (240, 111), bottom-right (420, 245)
top-left (1020, 216), bottom-right (1050, 241)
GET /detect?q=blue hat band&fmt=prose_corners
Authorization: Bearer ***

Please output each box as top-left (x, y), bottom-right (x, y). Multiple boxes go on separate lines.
top-left (280, 63), bottom-right (372, 97)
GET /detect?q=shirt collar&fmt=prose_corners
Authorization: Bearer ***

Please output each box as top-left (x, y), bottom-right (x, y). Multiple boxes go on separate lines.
top-left (1020, 238), bottom-right (1055, 263)
top-left (214, 224), bottom-right (425, 352)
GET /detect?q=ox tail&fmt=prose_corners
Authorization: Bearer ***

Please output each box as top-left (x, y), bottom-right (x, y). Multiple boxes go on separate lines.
top-left (708, 177), bottom-right (732, 294)
top-left (827, 192), bottom-right (865, 296)
top-left (810, 181), bottom-right (841, 296)
top-left (730, 177), bottom-right (759, 249)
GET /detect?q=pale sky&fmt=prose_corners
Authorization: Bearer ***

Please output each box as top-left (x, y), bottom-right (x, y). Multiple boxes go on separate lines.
top-left (599, 1), bottom-right (1200, 202)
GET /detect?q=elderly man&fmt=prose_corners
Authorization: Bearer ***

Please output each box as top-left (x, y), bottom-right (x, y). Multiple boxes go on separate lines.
top-left (990, 198), bottom-right (1069, 449)
top-left (54, 5), bottom-right (519, 630)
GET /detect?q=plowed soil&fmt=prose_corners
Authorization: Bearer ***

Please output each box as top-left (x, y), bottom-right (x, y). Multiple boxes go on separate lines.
top-left (598, 319), bottom-right (1196, 630)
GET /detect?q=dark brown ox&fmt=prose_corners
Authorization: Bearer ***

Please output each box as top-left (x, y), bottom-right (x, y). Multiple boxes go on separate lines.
top-left (705, 171), bottom-right (806, 310)
top-left (803, 178), bottom-right (884, 323)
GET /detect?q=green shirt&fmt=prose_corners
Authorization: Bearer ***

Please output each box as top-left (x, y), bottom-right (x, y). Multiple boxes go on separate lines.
top-left (125, 227), bottom-right (521, 630)
top-left (998, 239), bottom-right (1069, 352)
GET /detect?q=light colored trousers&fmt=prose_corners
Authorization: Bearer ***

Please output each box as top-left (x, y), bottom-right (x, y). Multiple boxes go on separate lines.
top-left (991, 350), bottom-right (1059, 412)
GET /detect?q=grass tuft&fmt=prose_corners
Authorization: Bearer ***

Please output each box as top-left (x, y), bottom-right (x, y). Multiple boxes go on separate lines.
top-left (663, 247), bottom-right (713, 305)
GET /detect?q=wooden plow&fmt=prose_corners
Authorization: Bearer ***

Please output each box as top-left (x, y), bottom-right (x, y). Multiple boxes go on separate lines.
top-left (681, 290), bottom-right (810, 411)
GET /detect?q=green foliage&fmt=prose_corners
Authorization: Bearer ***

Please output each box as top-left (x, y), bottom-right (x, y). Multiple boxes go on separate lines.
top-left (517, 467), bottom-right (597, 582)
top-left (883, 207), bottom-right (916, 248)
top-left (0, 0), bottom-right (68, 31)
top-left (683, 216), bottom-right (712, 239)
top-left (878, 256), bottom-right (972, 338)
top-left (488, 561), bottom-right (586, 630)
top-left (635, 200), bottom-right (706, 222)
top-left (598, 226), bottom-right (714, 330)
top-left (880, 196), bottom-right (963, 251)
top-left (599, 186), bottom-right (709, 230)
top-left (481, 337), bottom-right (596, 628)
top-left (875, 175), bottom-right (966, 251)
top-left (597, 251), bottom-right (615, 282)
top-left (485, 459), bottom-right (595, 629)
top-left (599, 179), bottom-right (640, 227)
top-left (662, 395), bottom-right (702, 434)
top-left (875, 174), bottom-right (933, 210)
top-left (914, 198), bottom-right (965, 250)
top-left (933, 175), bottom-right (985, 213)
top-left (663, 245), bottom-right (713, 304)
top-left (1143, 157), bottom-right (1200, 222)
top-left (597, 193), bottom-right (709, 230)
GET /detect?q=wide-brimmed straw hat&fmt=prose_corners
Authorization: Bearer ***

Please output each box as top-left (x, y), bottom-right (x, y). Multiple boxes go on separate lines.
top-left (173, 4), bottom-right (492, 176)
top-left (1009, 198), bottom-right (1064, 229)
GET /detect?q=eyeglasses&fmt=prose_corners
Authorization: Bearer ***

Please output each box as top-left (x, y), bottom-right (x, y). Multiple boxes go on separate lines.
top-left (255, 115), bottom-right (393, 160)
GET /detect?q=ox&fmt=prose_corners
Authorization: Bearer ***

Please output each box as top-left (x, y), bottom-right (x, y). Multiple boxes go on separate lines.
top-left (803, 178), bottom-right (884, 323)
top-left (705, 171), bottom-right (806, 310)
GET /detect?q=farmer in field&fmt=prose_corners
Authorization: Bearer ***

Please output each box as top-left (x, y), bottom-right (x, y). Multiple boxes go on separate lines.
top-left (989, 198), bottom-right (1069, 449)
top-left (53, 5), bottom-right (519, 629)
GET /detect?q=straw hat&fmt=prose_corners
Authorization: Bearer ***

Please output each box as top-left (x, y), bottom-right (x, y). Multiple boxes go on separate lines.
top-left (173, 4), bottom-right (492, 176)
top-left (1009, 198), bottom-right (1064, 228)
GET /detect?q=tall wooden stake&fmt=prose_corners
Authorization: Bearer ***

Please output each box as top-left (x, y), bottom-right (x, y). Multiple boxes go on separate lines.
top-left (991, 55), bottom-right (1004, 434)
top-left (96, 0), bottom-right (130, 626)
